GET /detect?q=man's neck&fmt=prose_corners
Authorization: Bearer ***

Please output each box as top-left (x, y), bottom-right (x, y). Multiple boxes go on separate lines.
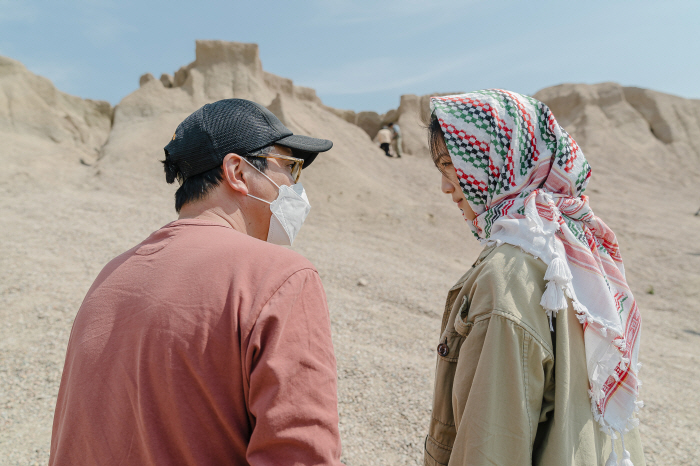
top-left (179, 205), bottom-right (247, 234)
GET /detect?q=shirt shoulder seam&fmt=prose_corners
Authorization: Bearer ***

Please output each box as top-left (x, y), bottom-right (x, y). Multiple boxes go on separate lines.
top-left (487, 310), bottom-right (554, 358)
top-left (241, 267), bottom-right (320, 344)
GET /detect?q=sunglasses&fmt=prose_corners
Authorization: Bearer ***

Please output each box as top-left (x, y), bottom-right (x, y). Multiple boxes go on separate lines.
top-left (248, 153), bottom-right (304, 183)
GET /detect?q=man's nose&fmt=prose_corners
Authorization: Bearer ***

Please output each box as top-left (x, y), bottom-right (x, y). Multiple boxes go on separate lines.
top-left (441, 174), bottom-right (454, 194)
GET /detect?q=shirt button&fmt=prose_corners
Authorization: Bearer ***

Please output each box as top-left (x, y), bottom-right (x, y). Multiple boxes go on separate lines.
top-left (437, 342), bottom-right (449, 357)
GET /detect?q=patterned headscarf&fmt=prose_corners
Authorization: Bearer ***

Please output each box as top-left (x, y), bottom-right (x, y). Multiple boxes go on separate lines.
top-left (431, 90), bottom-right (642, 463)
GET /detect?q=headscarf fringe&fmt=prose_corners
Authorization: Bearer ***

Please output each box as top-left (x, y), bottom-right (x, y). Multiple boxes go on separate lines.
top-left (518, 225), bottom-right (642, 455)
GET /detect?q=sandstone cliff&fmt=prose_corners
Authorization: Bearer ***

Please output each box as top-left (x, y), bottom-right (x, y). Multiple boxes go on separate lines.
top-left (536, 82), bottom-right (700, 185)
top-left (0, 56), bottom-right (112, 153)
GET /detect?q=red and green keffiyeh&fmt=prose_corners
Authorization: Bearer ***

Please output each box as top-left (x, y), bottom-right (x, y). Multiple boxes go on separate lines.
top-left (431, 90), bottom-right (643, 463)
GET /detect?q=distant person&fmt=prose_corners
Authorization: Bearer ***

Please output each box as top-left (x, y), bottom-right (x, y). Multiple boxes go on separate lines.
top-left (376, 124), bottom-right (393, 157)
top-left (423, 90), bottom-right (645, 466)
top-left (389, 121), bottom-right (402, 158)
top-left (50, 99), bottom-right (343, 466)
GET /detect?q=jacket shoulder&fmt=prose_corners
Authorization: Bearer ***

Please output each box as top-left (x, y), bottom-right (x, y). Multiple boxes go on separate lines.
top-left (468, 243), bottom-right (552, 342)
top-left (474, 243), bottom-right (547, 290)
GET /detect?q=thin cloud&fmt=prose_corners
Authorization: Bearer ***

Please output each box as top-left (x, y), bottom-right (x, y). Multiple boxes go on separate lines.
top-left (311, 0), bottom-right (473, 25)
top-left (23, 60), bottom-right (83, 89)
top-left (0, 0), bottom-right (39, 23)
top-left (299, 50), bottom-right (478, 96)
top-left (71, 0), bottom-right (127, 45)
top-left (81, 16), bottom-right (127, 45)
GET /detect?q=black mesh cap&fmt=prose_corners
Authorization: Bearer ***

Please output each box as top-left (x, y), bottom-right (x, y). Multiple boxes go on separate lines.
top-left (164, 98), bottom-right (333, 179)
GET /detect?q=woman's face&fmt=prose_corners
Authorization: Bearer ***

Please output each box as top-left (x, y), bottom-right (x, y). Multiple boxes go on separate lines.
top-left (434, 137), bottom-right (477, 221)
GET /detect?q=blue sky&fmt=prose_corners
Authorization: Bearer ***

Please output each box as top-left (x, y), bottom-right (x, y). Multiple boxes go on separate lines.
top-left (1, 0), bottom-right (698, 113)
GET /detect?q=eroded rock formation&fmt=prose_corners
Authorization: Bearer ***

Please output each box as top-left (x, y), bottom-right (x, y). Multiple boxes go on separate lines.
top-left (0, 56), bottom-right (112, 153)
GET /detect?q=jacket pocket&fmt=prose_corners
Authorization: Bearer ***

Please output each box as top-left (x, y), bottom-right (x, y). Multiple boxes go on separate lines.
top-left (453, 295), bottom-right (473, 337)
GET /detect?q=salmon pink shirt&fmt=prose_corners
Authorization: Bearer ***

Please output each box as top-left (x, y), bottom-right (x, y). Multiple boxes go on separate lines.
top-left (50, 219), bottom-right (342, 465)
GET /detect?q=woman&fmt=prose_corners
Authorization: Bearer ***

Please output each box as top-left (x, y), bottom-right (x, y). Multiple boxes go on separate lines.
top-left (424, 90), bottom-right (644, 466)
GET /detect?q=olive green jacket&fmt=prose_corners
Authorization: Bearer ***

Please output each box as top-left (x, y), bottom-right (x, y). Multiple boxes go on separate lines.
top-left (425, 244), bottom-right (645, 466)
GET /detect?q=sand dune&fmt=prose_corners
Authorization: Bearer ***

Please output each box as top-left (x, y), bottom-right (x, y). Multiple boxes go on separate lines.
top-left (1, 41), bottom-right (699, 465)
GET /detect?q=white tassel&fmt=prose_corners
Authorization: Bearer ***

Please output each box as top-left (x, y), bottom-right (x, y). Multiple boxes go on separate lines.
top-left (541, 281), bottom-right (567, 312)
top-left (619, 450), bottom-right (634, 466)
top-left (619, 433), bottom-right (634, 466)
top-left (544, 253), bottom-right (572, 285)
top-left (605, 449), bottom-right (618, 466)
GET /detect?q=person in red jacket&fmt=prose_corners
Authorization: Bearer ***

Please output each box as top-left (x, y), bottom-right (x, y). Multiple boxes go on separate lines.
top-left (50, 99), bottom-right (343, 466)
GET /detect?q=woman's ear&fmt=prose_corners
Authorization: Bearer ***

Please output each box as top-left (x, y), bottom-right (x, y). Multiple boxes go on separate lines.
top-left (222, 153), bottom-right (249, 196)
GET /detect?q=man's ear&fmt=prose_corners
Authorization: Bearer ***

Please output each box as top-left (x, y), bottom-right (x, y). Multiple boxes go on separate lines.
top-left (221, 153), bottom-right (249, 196)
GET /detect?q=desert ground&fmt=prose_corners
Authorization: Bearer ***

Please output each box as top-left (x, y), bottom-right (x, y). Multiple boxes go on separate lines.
top-left (1, 41), bottom-right (699, 465)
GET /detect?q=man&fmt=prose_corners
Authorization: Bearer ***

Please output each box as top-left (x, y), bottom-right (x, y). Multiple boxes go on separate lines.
top-left (50, 99), bottom-right (343, 465)
top-left (376, 124), bottom-right (393, 157)
top-left (389, 122), bottom-right (402, 158)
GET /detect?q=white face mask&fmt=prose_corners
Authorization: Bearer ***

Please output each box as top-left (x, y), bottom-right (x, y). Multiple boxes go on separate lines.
top-left (242, 158), bottom-right (311, 246)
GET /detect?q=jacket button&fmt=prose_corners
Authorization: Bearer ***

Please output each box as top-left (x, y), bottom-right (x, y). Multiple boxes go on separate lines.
top-left (437, 342), bottom-right (449, 357)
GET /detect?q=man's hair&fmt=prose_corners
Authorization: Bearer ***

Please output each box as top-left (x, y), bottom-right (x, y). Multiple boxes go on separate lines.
top-left (162, 145), bottom-right (272, 213)
top-left (428, 113), bottom-right (449, 175)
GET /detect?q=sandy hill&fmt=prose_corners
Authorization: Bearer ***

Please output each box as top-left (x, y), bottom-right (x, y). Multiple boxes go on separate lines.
top-left (1, 40), bottom-right (699, 465)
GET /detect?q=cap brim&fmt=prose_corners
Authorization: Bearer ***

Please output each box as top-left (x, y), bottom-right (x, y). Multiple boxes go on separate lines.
top-left (275, 134), bottom-right (333, 169)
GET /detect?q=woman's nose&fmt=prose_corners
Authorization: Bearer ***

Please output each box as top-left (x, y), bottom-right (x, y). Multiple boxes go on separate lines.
top-left (441, 174), bottom-right (454, 194)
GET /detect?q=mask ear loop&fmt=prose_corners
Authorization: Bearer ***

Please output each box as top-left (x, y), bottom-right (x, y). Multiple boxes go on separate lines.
top-left (242, 157), bottom-right (281, 188)
top-left (247, 193), bottom-right (272, 205)
top-left (240, 157), bottom-right (280, 205)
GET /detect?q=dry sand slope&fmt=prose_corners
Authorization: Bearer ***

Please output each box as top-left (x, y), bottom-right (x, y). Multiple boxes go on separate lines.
top-left (1, 40), bottom-right (699, 465)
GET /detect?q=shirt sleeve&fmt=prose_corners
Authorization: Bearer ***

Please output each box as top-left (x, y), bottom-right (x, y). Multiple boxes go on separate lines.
top-left (449, 312), bottom-right (553, 466)
top-left (245, 268), bottom-right (342, 466)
